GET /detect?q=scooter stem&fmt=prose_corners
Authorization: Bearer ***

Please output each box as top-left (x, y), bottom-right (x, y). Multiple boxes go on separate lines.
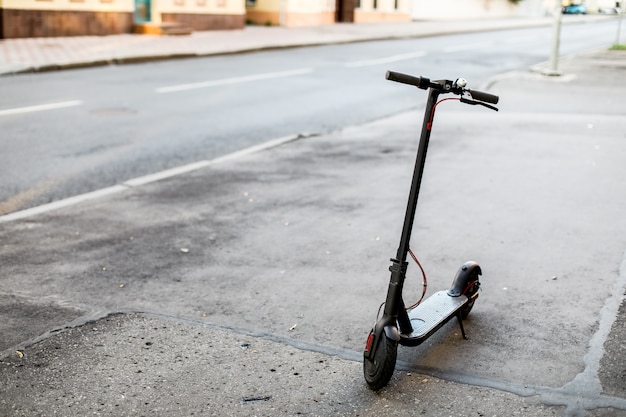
top-left (397, 87), bottom-right (440, 261)
top-left (383, 87), bottom-right (441, 334)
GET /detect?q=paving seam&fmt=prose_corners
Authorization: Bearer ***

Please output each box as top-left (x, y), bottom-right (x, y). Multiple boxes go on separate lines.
top-left (5, 307), bottom-right (626, 415)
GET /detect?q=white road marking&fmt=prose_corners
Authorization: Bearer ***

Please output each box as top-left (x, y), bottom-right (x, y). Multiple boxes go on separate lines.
top-left (344, 51), bottom-right (427, 68)
top-left (124, 133), bottom-right (309, 186)
top-left (0, 185), bottom-right (127, 222)
top-left (156, 68), bottom-right (314, 93)
top-left (0, 100), bottom-right (83, 117)
top-left (0, 133), bottom-right (313, 222)
top-left (123, 160), bottom-right (214, 187)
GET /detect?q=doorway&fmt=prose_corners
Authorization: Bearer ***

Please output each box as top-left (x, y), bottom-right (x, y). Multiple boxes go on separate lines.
top-left (134, 0), bottom-right (151, 23)
top-left (335, 0), bottom-right (355, 22)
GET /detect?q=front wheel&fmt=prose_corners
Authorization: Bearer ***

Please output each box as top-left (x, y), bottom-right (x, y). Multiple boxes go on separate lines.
top-left (363, 332), bottom-right (397, 391)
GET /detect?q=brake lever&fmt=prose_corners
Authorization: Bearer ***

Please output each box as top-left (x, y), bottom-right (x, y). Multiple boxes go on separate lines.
top-left (460, 97), bottom-right (499, 112)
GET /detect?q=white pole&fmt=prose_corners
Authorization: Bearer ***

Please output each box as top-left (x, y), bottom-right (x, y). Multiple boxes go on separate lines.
top-left (280, 0), bottom-right (287, 26)
top-left (616, 1), bottom-right (624, 45)
top-left (545, 0), bottom-right (563, 76)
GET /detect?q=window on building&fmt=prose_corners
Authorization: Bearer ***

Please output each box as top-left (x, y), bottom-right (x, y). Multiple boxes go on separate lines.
top-left (373, 0), bottom-right (377, 9)
top-left (246, 0), bottom-right (256, 6)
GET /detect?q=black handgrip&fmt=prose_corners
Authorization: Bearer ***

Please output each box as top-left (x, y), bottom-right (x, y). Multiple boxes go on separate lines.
top-left (386, 70), bottom-right (426, 88)
top-left (468, 89), bottom-right (499, 104)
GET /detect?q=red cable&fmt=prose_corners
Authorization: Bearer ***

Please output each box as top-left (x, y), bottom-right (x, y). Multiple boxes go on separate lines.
top-left (427, 98), bottom-right (460, 131)
top-left (406, 248), bottom-right (427, 310)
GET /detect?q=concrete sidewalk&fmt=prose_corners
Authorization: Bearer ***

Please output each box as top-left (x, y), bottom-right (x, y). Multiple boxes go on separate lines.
top-left (0, 15), bottom-right (609, 76)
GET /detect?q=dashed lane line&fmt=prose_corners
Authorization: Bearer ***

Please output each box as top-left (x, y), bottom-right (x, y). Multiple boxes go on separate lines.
top-left (343, 51), bottom-right (427, 68)
top-left (0, 100), bottom-right (83, 117)
top-left (155, 68), bottom-right (314, 93)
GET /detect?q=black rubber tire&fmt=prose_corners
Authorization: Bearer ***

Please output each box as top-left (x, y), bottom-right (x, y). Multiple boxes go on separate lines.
top-left (363, 333), bottom-right (397, 391)
top-left (460, 280), bottom-right (480, 319)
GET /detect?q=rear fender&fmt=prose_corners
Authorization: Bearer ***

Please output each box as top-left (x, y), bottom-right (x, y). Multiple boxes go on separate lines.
top-left (448, 261), bottom-right (482, 297)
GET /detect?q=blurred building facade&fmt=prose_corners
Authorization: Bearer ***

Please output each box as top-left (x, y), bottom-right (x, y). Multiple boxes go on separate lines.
top-left (411, 0), bottom-right (621, 19)
top-left (0, 0), bottom-right (246, 38)
top-left (0, 0), bottom-right (136, 37)
top-left (412, 0), bottom-right (548, 19)
top-left (0, 0), bottom-right (617, 38)
top-left (244, 0), bottom-right (412, 26)
top-left (155, 0), bottom-right (245, 29)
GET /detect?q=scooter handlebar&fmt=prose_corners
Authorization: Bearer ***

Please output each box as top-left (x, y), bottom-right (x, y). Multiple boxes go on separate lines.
top-left (385, 70), bottom-right (427, 88)
top-left (386, 70), bottom-right (500, 105)
top-left (468, 89), bottom-right (499, 105)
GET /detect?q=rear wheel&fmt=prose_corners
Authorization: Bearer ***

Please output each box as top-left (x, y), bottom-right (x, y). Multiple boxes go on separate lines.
top-left (460, 280), bottom-right (480, 319)
top-left (363, 332), bottom-right (397, 391)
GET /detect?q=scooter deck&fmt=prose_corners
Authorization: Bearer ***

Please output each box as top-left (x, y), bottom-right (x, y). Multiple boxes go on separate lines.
top-left (399, 290), bottom-right (468, 347)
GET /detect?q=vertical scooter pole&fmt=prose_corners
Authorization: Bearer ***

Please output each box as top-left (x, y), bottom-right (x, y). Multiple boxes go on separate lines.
top-left (383, 86), bottom-right (441, 335)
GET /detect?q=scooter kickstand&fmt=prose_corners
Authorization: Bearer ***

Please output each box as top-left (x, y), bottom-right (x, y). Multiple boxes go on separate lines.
top-left (456, 313), bottom-right (468, 340)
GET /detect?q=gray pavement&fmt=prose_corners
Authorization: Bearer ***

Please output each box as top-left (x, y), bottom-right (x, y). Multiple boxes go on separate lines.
top-left (1, 16), bottom-right (626, 417)
top-left (0, 314), bottom-right (562, 417)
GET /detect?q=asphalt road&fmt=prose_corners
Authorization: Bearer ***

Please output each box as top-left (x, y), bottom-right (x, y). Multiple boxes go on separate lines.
top-left (0, 19), bottom-right (620, 216)
top-left (1, 45), bottom-right (625, 416)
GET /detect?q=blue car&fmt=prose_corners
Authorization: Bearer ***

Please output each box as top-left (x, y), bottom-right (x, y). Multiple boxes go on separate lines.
top-left (562, 4), bottom-right (587, 14)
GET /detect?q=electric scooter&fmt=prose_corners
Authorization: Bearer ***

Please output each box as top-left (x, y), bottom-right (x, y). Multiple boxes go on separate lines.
top-left (363, 70), bottom-right (499, 391)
